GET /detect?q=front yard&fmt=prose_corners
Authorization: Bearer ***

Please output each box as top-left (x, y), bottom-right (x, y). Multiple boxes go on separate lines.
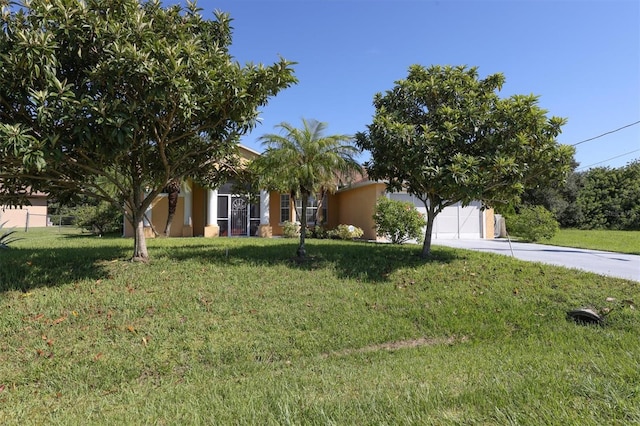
top-left (1, 229), bottom-right (638, 424)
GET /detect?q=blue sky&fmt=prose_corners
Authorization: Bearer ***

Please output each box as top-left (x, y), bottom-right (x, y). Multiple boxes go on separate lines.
top-left (195, 0), bottom-right (639, 170)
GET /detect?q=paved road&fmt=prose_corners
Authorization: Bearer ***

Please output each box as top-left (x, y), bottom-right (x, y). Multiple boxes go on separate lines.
top-left (433, 238), bottom-right (640, 282)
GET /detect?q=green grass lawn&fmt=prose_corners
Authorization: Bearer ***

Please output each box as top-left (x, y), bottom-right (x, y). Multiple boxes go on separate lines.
top-left (542, 229), bottom-right (640, 255)
top-left (1, 229), bottom-right (639, 424)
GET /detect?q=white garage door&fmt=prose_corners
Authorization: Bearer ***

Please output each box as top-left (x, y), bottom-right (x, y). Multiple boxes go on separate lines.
top-left (388, 193), bottom-right (484, 239)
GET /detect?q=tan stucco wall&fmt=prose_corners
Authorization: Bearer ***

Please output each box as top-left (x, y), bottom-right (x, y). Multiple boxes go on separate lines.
top-left (123, 195), bottom-right (186, 238)
top-left (268, 190), bottom-right (284, 236)
top-left (1, 196), bottom-right (48, 228)
top-left (334, 182), bottom-right (387, 240)
top-left (324, 192), bottom-right (340, 230)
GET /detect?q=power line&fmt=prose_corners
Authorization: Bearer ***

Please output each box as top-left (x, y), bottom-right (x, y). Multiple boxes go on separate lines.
top-left (570, 120), bottom-right (640, 146)
top-left (576, 149), bottom-right (640, 171)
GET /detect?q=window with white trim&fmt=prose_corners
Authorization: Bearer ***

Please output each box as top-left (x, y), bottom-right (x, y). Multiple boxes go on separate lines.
top-left (280, 194), bottom-right (290, 223)
top-left (295, 195), bottom-right (327, 225)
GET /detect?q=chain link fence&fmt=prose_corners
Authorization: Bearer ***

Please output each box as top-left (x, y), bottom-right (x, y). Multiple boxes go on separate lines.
top-left (2, 212), bottom-right (76, 232)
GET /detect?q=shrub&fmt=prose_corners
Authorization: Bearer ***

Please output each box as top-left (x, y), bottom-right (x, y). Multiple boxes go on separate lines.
top-left (309, 225), bottom-right (329, 239)
top-left (281, 221), bottom-right (300, 238)
top-left (73, 202), bottom-right (122, 235)
top-left (329, 224), bottom-right (364, 240)
top-left (506, 205), bottom-right (559, 242)
top-left (373, 197), bottom-right (426, 244)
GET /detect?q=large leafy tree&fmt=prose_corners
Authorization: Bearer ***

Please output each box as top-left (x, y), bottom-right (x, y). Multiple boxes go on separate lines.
top-left (0, 0), bottom-right (296, 261)
top-left (356, 65), bottom-right (575, 258)
top-left (577, 160), bottom-right (640, 230)
top-left (253, 119), bottom-right (361, 257)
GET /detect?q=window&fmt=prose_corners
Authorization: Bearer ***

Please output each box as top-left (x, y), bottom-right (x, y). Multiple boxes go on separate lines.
top-left (217, 195), bottom-right (229, 236)
top-left (280, 194), bottom-right (290, 223)
top-left (295, 195), bottom-right (327, 225)
top-left (250, 195), bottom-right (260, 236)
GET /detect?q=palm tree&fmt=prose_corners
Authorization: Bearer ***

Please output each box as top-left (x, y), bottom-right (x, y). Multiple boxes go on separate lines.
top-left (162, 178), bottom-right (182, 237)
top-left (255, 118), bottom-right (361, 257)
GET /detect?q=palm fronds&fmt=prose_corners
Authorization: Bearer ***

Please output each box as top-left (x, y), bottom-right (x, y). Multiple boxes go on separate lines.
top-left (0, 220), bottom-right (21, 249)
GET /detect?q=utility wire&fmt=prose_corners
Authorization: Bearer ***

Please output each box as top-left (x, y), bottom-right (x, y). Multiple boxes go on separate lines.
top-left (570, 120), bottom-right (640, 146)
top-left (576, 149), bottom-right (640, 171)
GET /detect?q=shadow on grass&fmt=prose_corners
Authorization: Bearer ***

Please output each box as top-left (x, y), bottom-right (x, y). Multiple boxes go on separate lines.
top-left (158, 240), bottom-right (460, 283)
top-left (1, 238), bottom-right (460, 293)
top-left (0, 244), bottom-right (129, 293)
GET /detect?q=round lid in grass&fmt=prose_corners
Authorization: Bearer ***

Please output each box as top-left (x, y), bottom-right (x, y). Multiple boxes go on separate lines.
top-left (567, 308), bottom-right (603, 325)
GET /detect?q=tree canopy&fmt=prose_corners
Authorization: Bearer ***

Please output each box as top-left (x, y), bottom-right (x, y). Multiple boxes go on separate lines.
top-left (520, 160), bottom-right (640, 231)
top-left (577, 160), bottom-right (640, 230)
top-left (0, 0), bottom-right (296, 260)
top-left (356, 64), bottom-right (575, 257)
top-left (252, 118), bottom-right (361, 257)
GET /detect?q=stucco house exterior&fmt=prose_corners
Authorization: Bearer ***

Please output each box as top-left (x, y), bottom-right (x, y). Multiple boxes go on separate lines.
top-left (0, 191), bottom-right (48, 229)
top-left (123, 145), bottom-right (494, 241)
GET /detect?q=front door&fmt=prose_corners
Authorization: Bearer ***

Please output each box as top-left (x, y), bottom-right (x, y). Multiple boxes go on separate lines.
top-left (230, 196), bottom-right (248, 236)
top-left (217, 188), bottom-right (260, 237)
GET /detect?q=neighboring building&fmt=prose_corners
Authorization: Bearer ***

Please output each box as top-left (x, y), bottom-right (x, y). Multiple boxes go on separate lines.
top-left (0, 192), bottom-right (48, 228)
top-left (124, 145), bottom-right (494, 241)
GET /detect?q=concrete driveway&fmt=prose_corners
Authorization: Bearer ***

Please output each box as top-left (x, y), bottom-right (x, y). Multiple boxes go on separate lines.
top-left (433, 238), bottom-right (640, 282)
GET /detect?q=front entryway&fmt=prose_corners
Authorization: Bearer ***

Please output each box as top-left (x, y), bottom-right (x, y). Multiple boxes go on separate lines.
top-left (217, 191), bottom-right (260, 237)
top-left (230, 196), bottom-right (248, 236)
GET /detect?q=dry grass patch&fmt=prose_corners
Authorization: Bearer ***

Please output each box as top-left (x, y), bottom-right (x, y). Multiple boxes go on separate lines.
top-left (322, 335), bottom-right (469, 358)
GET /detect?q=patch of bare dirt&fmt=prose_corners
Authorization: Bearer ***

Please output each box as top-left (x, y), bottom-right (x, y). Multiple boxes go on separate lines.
top-left (322, 335), bottom-right (469, 358)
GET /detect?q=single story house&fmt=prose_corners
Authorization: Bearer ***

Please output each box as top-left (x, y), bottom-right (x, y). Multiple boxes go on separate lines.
top-left (0, 191), bottom-right (48, 229)
top-left (124, 145), bottom-right (495, 241)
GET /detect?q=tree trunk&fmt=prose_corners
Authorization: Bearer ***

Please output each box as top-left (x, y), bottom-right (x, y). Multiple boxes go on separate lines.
top-left (130, 180), bottom-right (150, 262)
top-left (132, 211), bottom-right (149, 262)
top-left (297, 193), bottom-right (308, 257)
top-left (421, 200), bottom-right (438, 259)
top-left (315, 190), bottom-right (325, 226)
top-left (163, 190), bottom-right (179, 236)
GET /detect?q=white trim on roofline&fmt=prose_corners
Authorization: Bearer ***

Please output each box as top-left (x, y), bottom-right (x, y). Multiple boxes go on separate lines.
top-left (336, 179), bottom-right (387, 193)
top-left (238, 144), bottom-right (262, 157)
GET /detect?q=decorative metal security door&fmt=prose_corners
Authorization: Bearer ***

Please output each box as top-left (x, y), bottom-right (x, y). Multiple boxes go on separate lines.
top-left (230, 196), bottom-right (248, 236)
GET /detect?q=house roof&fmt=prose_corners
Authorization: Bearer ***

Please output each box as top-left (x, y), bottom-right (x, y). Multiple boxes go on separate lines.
top-left (238, 144), bottom-right (261, 160)
top-left (335, 167), bottom-right (382, 191)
